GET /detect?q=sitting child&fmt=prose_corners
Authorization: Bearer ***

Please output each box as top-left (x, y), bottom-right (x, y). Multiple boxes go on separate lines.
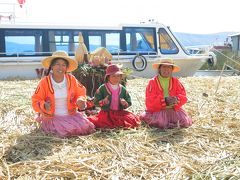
top-left (32, 51), bottom-right (95, 137)
top-left (88, 64), bottom-right (140, 129)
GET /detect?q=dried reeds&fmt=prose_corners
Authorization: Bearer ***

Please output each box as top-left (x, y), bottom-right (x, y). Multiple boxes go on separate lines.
top-left (0, 76), bottom-right (240, 179)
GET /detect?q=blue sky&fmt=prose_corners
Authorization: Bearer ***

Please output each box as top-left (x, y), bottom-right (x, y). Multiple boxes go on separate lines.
top-left (1, 0), bottom-right (239, 34)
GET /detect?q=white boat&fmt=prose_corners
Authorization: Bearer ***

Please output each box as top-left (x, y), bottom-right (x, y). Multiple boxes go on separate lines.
top-left (186, 45), bottom-right (217, 67)
top-left (0, 22), bottom-right (212, 79)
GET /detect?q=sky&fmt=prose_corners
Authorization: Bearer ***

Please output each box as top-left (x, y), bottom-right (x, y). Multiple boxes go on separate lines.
top-left (1, 0), bottom-right (239, 34)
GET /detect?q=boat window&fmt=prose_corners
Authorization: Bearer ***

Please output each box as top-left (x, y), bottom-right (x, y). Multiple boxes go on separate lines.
top-left (4, 30), bottom-right (43, 56)
top-left (169, 28), bottom-right (190, 55)
top-left (88, 31), bottom-right (121, 53)
top-left (48, 30), bottom-right (77, 54)
top-left (124, 27), bottom-right (156, 53)
top-left (158, 28), bottom-right (178, 54)
top-left (89, 35), bottom-right (102, 52)
top-left (106, 33), bottom-right (120, 53)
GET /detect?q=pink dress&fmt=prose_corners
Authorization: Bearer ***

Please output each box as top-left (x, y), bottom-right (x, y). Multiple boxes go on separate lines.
top-left (140, 108), bottom-right (192, 129)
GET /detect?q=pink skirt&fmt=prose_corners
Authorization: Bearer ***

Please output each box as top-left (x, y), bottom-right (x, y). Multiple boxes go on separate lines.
top-left (88, 110), bottom-right (141, 129)
top-left (36, 112), bottom-right (95, 137)
top-left (140, 108), bottom-right (192, 129)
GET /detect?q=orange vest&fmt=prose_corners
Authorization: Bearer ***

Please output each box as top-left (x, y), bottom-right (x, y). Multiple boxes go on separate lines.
top-left (32, 74), bottom-right (86, 117)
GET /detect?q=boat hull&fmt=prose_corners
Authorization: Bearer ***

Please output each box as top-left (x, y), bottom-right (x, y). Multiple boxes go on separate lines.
top-left (0, 55), bottom-right (207, 79)
top-left (113, 55), bottom-right (208, 78)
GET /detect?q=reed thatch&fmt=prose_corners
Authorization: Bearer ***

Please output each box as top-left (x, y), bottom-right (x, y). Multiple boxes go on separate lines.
top-left (0, 76), bottom-right (240, 179)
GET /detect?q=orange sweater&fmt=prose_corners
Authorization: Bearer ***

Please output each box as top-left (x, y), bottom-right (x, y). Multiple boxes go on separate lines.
top-left (32, 74), bottom-right (86, 117)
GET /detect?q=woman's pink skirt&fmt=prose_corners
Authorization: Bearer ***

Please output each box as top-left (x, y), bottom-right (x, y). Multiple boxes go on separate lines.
top-left (88, 110), bottom-right (140, 129)
top-left (36, 112), bottom-right (95, 137)
top-left (140, 108), bottom-right (192, 129)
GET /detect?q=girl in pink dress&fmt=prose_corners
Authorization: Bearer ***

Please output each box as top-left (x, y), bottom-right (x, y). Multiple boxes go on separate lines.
top-left (140, 59), bottom-right (192, 129)
top-left (32, 51), bottom-right (95, 137)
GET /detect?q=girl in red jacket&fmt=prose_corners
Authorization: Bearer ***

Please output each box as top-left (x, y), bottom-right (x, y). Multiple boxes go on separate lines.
top-left (140, 59), bottom-right (192, 129)
top-left (32, 51), bottom-right (95, 137)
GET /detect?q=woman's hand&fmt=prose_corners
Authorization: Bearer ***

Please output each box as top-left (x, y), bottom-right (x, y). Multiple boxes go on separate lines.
top-left (165, 96), bottom-right (178, 106)
top-left (77, 97), bottom-right (87, 110)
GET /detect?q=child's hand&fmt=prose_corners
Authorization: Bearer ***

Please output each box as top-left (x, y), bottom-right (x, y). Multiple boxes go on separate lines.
top-left (120, 98), bottom-right (128, 108)
top-left (102, 95), bottom-right (110, 105)
top-left (44, 101), bottom-right (51, 112)
top-left (77, 97), bottom-right (87, 110)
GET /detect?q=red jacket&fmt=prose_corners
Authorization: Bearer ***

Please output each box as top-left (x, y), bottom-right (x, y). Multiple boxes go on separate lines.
top-left (32, 74), bottom-right (86, 117)
top-left (145, 76), bottom-right (187, 112)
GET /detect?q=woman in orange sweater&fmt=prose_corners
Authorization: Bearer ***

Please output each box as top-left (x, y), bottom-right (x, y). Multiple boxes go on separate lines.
top-left (32, 51), bottom-right (95, 137)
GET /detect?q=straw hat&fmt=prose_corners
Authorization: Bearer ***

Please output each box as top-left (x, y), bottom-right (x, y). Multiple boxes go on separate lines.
top-left (152, 59), bottom-right (180, 72)
top-left (41, 51), bottom-right (78, 72)
top-left (105, 64), bottom-right (124, 76)
top-left (90, 47), bottom-right (112, 61)
top-left (89, 47), bottom-right (112, 66)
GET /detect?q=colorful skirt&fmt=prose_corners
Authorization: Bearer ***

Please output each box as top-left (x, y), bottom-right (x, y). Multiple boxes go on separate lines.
top-left (36, 112), bottom-right (95, 137)
top-left (140, 108), bottom-right (192, 129)
top-left (88, 110), bottom-right (140, 129)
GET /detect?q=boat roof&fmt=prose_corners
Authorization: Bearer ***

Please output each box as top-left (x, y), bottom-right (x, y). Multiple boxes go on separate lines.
top-left (0, 22), bottom-right (165, 30)
top-left (229, 32), bottom-right (240, 37)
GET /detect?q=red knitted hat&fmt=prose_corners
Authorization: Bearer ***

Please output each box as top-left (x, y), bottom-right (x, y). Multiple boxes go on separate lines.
top-left (105, 64), bottom-right (124, 76)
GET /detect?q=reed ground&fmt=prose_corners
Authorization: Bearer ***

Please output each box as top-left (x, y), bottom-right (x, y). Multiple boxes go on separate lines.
top-left (0, 76), bottom-right (240, 179)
